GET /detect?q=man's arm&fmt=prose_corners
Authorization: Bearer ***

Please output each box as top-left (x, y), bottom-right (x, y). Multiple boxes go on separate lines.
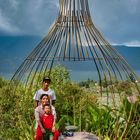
top-left (33, 90), bottom-right (40, 108)
top-left (52, 100), bottom-right (56, 105)
top-left (52, 90), bottom-right (56, 105)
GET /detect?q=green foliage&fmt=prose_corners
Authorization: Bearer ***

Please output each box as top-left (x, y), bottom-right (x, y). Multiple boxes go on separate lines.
top-left (0, 77), bottom-right (35, 139)
top-left (0, 78), bottom-right (20, 139)
top-left (116, 81), bottom-right (132, 95)
top-left (0, 67), bottom-right (140, 140)
top-left (119, 96), bottom-right (140, 139)
top-left (79, 78), bottom-right (96, 88)
top-left (18, 119), bottom-right (36, 140)
top-left (0, 77), bottom-right (7, 88)
top-left (99, 77), bottom-right (118, 88)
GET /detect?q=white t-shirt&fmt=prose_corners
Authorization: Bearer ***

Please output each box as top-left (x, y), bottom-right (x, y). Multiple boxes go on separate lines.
top-left (33, 88), bottom-right (56, 104)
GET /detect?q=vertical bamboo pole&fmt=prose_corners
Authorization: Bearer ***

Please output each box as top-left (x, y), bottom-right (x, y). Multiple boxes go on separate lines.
top-left (66, 97), bottom-right (69, 124)
top-left (85, 94), bottom-right (88, 131)
top-left (73, 96), bottom-right (76, 126)
top-left (79, 94), bottom-right (82, 131)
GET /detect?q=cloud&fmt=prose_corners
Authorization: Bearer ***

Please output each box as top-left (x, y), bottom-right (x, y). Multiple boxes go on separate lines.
top-left (0, 0), bottom-right (139, 45)
top-left (0, 9), bottom-right (21, 35)
top-left (109, 40), bottom-right (140, 47)
top-left (0, 0), bottom-right (58, 36)
top-left (9, 0), bottom-right (19, 10)
top-left (124, 41), bottom-right (140, 47)
top-left (89, 0), bottom-right (140, 43)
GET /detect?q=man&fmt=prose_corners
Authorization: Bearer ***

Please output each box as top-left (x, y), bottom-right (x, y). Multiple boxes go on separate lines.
top-left (33, 77), bottom-right (56, 108)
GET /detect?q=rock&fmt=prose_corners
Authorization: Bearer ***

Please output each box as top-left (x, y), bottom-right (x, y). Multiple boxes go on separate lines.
top-left (65, 125), bottom-right (78, 131)
top-left (60, 132), bottom-right (99, 140)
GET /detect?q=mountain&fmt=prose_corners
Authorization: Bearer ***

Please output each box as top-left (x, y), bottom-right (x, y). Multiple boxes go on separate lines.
top-left (113, 45), bottom-right (140, 70)
top-left (0, 36), bottom-right (140, 79)
top-left (0, 36), bottom-right (41, 78)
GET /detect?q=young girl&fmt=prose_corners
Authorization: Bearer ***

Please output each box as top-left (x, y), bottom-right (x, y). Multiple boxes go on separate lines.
top-left (42, 104), bottom-right (55, 140)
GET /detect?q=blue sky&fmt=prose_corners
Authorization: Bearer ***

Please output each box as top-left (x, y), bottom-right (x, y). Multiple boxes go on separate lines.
top-left (0, 0), bottom-right (140, 46)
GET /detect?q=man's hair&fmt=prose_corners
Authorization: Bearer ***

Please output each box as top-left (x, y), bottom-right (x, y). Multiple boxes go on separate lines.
top-left (43, 77), bottom-right (51, 83)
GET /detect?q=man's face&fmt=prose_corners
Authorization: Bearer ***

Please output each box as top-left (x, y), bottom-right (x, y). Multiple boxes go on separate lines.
top-left (43, 80), bottom-right (50, 88)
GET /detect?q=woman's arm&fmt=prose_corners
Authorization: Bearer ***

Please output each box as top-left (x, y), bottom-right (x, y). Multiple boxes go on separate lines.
top-left (37, 120), bottom-right (45, 133)
top-left (35, 107), bottom-right (45, 133)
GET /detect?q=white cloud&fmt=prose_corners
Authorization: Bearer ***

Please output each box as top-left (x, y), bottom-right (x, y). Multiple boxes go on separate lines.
top-left (0, 0), bottom-right (58, 36)
top-left (9, 0), bottom-right (18, 10)
top-left (124, 41), bottom-right (140, 47)
top-left (0, 0), bottom-right (139, 44)
top-left (0, 9), bottom-right (21, 35)
top-left (110, 40), bottom-right (140, 47)
top-left (108, 39), bottom-right (140, 47)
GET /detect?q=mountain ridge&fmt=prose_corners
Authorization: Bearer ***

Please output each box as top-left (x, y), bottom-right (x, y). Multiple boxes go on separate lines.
top-left (0, 36), bottom-right (140, 79)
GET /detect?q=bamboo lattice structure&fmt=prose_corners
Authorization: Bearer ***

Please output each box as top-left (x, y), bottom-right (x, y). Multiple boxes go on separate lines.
top-left (11, 0), bottom-right (140, 139)
top-left (11, 0), bottom-right (139, 88)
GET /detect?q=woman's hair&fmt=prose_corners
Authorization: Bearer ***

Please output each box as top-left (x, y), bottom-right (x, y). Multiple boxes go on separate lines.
top-left (40, 94), bottom-right (48, 100)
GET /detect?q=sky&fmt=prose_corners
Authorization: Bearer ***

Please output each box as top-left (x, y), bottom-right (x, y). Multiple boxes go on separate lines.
top-left (0, 0), bottom-right (140, 46)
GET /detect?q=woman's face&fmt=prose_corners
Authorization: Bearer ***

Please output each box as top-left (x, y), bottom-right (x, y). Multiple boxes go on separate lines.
top-left (41, 95), bottom-right (49, 105)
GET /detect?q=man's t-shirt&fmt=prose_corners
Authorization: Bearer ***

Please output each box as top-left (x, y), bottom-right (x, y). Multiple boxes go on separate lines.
top-left (33, 88), bottom-right (56, 104)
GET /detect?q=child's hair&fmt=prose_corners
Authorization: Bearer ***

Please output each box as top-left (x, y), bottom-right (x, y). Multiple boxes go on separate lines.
top-left (44, 104), bottom-right (51, 109)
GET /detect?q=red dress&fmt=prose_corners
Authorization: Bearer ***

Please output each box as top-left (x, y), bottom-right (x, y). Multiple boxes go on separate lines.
top-left (42, 114), bottom-right (54, 129)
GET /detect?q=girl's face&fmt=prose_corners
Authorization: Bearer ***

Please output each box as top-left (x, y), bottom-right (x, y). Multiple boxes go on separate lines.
top-left (41, 96), bottom-right (49, 105)
top-left (44, 106), bottom-right (51, 114)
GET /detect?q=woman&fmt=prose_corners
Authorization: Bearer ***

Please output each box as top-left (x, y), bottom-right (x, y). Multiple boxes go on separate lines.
top-left (35, 94), bottom-right (59, 140)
